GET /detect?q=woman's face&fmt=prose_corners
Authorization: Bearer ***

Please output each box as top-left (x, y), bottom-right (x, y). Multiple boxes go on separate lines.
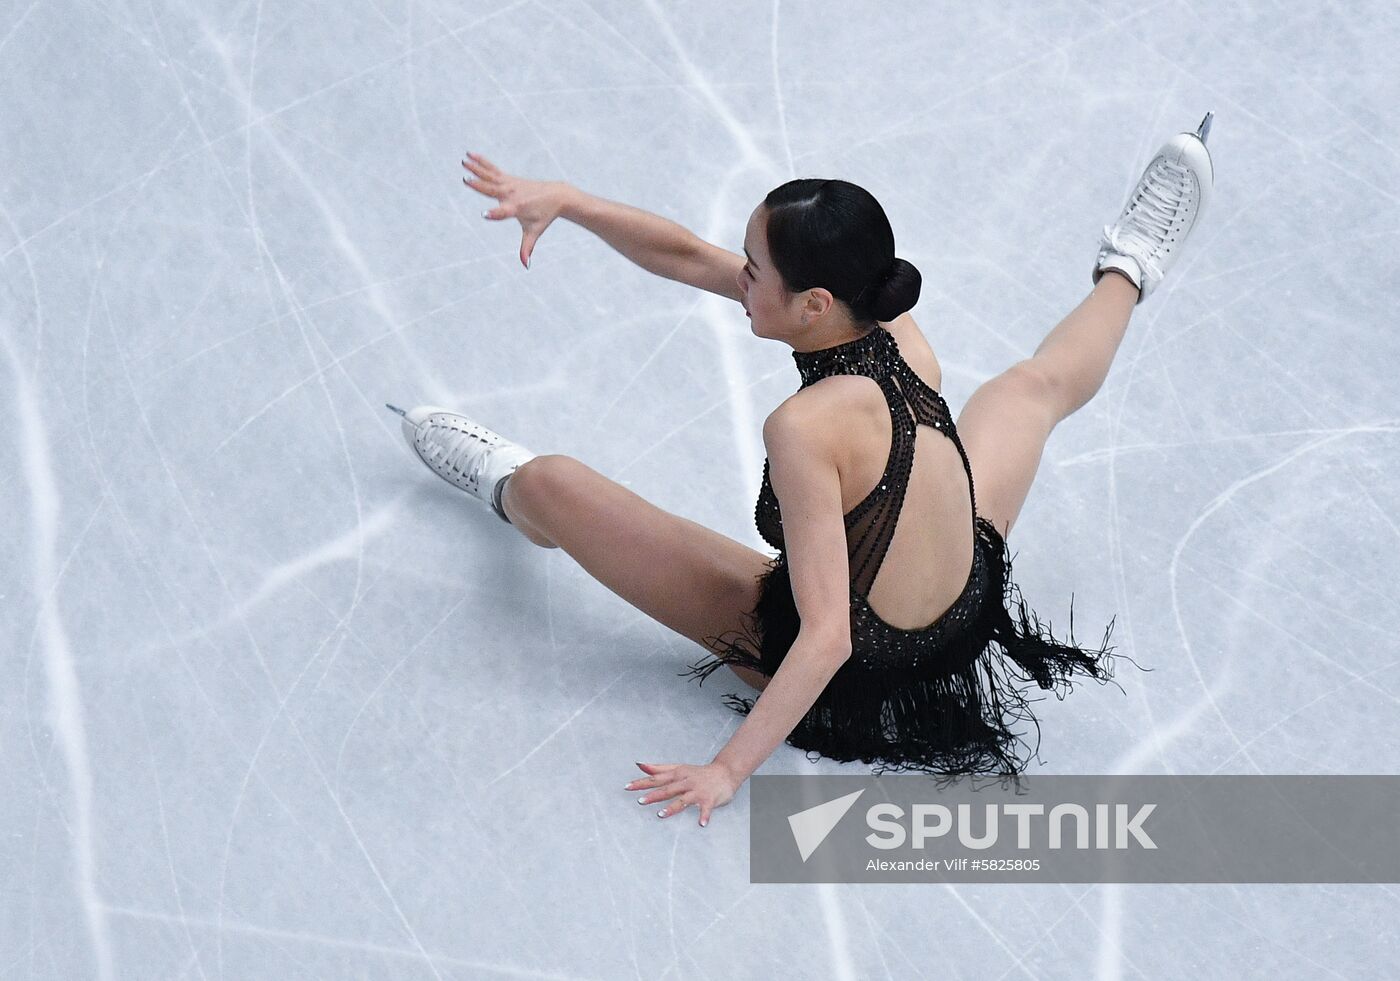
top-left (738, 205), bottom-right (838, 343)
top-left (738, 206), bottom-right (786, 339)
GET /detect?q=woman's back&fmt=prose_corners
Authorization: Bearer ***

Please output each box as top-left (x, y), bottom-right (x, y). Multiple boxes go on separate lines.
top-left (754, 324), bottom-right (980, 641)
top-left (833, 330), bottom-right (975, 631)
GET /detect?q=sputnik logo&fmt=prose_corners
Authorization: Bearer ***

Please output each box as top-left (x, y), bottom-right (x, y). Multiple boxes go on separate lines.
top-left (787, 790), bottom-right (866, 862)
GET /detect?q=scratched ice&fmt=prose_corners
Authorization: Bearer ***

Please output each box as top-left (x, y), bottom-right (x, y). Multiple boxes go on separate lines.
top-left (2, 2), bottom-right (1398, 979)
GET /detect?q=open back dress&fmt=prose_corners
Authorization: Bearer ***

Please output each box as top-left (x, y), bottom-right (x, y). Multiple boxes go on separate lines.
top-left (680, 324), bottom-right (1123, 776)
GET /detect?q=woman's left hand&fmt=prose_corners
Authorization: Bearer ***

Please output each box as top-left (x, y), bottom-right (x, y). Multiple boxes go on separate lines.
top-left (627, 761), bottom-right (741, 827)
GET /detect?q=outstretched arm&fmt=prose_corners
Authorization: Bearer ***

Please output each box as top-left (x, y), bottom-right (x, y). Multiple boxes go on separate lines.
top-left (559, 186), bottom-right (725, 291)
top-left (556, 186), bottom-right (748, 302)
top-left (557, 185), bottom-right (940, 373)
top-left (467, 157), bottom-right (939, 359)
top-left (464, 152), bottom-right (709, 280)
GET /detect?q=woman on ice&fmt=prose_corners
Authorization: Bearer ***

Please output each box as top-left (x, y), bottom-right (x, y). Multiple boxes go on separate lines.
top-left (389, 113), bottom-right (1216, 827)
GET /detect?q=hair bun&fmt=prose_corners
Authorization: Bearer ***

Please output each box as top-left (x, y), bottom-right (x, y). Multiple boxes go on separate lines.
top-left (759, 177), bottom-right (920, 323)
top-left (870, 257), bottom-right (921, 322)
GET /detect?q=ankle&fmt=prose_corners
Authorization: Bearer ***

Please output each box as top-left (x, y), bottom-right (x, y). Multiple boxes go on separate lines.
top-left (492, 474), bottom-right (513, 522)
top-left (1098, 268), bottom-right (1141, 300)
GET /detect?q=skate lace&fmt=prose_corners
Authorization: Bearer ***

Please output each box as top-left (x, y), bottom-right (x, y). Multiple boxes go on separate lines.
top-left (1102, 158), bottom-right (1190, 283)
top-left (424, 423), bottom-right (494, 489)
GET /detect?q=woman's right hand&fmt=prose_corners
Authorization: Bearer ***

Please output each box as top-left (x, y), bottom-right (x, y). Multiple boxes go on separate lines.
top-left (462, 152), bottom-right (570, 269)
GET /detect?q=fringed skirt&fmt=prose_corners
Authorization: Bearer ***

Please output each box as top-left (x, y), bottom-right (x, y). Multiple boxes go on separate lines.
top-left (679, 516), bottom-right (1127, 776)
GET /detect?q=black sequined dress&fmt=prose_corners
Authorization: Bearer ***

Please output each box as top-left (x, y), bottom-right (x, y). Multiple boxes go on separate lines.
top-left (680, 324), bottom-right (1123, 776)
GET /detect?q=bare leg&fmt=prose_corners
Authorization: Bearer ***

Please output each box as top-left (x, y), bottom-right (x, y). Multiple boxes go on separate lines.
top-left (955, 270), bottom-right (1140, 540)
top-left (1030, 270), bottom-right (1140, 418)
top-left (497, 454), bottom-right (774, 691)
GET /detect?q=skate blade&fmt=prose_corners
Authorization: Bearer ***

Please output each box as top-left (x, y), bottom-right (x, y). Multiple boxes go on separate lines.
top-left (384, 403), bottom-right (407, 418)
top-left (1195, 110), bottom-right (1214, 145)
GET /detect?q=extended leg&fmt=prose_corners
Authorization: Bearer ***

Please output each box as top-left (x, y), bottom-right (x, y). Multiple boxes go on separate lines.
top-left (499, 455), bottom-right (775, 691)
top-left (1029, 269), bottom-right (1140, 418)
top-left (956, 271), bottom-right (1139, 540)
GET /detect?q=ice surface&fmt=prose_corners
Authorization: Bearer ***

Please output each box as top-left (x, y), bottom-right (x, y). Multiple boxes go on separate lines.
top-left (2, 1), bottom-right (1398, 978)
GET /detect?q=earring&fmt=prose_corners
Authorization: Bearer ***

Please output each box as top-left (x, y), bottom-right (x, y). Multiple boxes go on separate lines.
top-left (801, 315), bottom-right (809, 326)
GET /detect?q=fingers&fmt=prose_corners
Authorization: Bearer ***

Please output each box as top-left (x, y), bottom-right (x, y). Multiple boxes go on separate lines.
top-left (656, 794), bottom-right (691, 818)
top-left (462, 175), bottom-right (503, 211)
top-left (461, 159), bottom-right (504, 198)
top-left (638, 780), bottom-right (686, 805)
top-left (625, 764), bottom-right (713, 824)
top-left (465, 151), bottom-right (500, 175)
top-left (521, 231), bottom-right (540, 268)
top-left (466, 177), bottom-right (494, 208)
top-left (630, 763), bottom-right (692, 820)
top-left (462, 172), bottom-right (502, 197)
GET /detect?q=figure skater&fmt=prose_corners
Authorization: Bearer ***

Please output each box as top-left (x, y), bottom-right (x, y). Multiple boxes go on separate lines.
top-left (386, 113), bottom-right (1215, 827)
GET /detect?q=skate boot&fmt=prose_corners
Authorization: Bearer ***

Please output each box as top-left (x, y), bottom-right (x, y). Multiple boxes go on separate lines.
top-left (386, 403), bottom-right (536, 524)
top-left (1092, 111), bottom-right (1215, 304)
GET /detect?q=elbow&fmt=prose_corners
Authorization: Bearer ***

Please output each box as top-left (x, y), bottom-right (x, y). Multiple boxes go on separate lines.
top-left (807, 626), bottom-right (852, 664)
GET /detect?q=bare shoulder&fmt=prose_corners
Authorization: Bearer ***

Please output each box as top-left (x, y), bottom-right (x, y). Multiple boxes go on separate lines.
top-left (769, 374), bottom-right (874, 417)
top-left (765, 374), bottom-right (882, 479)
top-left (765, 382), bottom-right (855, 439)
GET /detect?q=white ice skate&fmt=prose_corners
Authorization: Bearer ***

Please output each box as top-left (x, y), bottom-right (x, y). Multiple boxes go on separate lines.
top-left (1092, 111), bottom-right (1215, 305)
top-left (386, 403), bottom-right (536, 524)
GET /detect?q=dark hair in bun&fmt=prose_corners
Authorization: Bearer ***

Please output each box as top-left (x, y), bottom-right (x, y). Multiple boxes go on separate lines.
top-left (760, 178), bottom-right (921, 327)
